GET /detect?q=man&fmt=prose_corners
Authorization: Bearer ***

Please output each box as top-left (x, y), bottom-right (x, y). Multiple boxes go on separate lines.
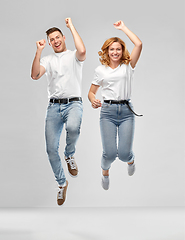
top-left (31, 18), bottom-right (86, 206)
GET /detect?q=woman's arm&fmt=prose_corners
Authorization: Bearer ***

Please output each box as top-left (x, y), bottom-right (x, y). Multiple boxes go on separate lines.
top-left (114, 20), bottom-right (142, 68)
top-left (88, 84), bottom-right (102, 109)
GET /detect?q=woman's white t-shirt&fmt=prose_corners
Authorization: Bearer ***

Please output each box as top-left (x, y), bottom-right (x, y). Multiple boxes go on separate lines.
top-left (92, 63), bottom-right (135, 100)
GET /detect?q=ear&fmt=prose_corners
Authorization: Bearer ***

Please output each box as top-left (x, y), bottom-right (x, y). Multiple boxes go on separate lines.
top-left (47, 38), bottom-right (51, 46)
top-left (63, 35), bottom-right (66, 41)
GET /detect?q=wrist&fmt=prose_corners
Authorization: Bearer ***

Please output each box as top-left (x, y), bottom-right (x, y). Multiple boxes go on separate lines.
top-left (69, 24), bottom-right (75, 32)
top-left (121, 25), bottom-right (127, 32)
top-left (36, 48), bottom-right (43, 56)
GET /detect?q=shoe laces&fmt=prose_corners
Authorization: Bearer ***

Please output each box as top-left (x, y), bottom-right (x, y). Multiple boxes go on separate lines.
top-left (66, 158), bottom-right (76, 170)
top-left (58, 187), bottom-right (64, 199)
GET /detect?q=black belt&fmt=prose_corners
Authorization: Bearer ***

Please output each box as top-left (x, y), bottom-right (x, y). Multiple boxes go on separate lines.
top-left (104, 100), bottom-right (143, 117)
top-left (50, 97), bottom-right (82, 104)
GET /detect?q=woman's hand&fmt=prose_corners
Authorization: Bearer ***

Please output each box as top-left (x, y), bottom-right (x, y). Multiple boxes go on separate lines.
top-left (91, 99), bottom-right (102, 109)
top-left (113, 20), bottom-right (125, 30)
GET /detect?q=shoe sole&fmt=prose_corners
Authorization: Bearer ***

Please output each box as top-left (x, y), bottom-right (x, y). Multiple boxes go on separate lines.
top-left (68, 171), bottom-right (78, 178)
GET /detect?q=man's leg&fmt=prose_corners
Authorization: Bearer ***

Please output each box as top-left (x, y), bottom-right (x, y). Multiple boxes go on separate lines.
top-left (64, 101), bottom-right (83, 158)
top-left (45, 103), bottom-right (66, 186)
top-left (63, 101), bottom-right (83, 177)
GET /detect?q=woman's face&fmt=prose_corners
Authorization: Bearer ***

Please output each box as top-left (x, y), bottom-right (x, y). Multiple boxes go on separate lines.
top-left (108, 42), bottom-right (122, 64)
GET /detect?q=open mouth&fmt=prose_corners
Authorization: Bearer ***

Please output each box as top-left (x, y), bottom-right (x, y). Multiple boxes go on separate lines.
top-left (55, 43), bottom-right (61, 48)
top-left (112, 55), bottom-right (120, 59)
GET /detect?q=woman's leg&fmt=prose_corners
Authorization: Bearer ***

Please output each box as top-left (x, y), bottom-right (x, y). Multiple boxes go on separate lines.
top-left (100, 104), bottom-right (118, 173)
top-left (118, 104), bottom-right (135, 164)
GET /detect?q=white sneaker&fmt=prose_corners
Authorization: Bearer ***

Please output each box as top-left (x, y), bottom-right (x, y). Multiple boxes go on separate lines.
top-left (101, 175), bottom-right (109, 190)
top-left (128, 163), bottom-right (135, 176)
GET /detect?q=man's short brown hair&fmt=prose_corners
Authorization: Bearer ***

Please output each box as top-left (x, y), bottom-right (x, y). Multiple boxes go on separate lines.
top-left (46, 27), bottom-right (63, 38)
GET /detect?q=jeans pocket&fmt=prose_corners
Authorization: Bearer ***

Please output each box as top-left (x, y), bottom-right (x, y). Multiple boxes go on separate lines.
top-left (47, 102), bottom-right (54, 109)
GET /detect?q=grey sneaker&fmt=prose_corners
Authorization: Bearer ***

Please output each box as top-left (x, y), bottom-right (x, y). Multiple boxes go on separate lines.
top-left (57, 180), bottom-right (68, 206)
top-left (101, 176), bottom-right (109, 190)
top-left (128, 163), bottom-right (135, 176)
top-left (65, 156), bottom-right (78, 177)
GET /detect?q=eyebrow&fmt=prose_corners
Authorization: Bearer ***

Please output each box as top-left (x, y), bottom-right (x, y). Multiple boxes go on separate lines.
top-left (50, 35), bottom-right (60, 40)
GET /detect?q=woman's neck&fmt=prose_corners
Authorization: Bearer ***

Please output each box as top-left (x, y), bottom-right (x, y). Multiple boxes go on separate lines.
top-left (109, 61), bottom-right (120, 69)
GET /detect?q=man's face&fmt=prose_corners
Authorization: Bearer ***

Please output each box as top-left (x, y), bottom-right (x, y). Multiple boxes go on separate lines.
top-left (48, 31), bottom-right (67, 53)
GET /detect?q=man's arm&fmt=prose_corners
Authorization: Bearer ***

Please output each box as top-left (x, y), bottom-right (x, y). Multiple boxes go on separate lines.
top-left (65, 18), bottom-right (86, 62)
top-left (31, 39), bottom-right (46, 80)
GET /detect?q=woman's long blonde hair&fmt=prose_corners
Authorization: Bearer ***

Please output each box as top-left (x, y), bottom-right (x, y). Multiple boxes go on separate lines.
top-left (98, 37), bottom-right (131, 66)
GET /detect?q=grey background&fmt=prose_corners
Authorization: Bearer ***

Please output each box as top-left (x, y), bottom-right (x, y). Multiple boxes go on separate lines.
top-left (0, 0), bottom-right (184, 207)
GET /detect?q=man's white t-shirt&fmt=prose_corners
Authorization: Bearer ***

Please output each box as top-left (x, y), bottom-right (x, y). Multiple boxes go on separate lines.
top-left (40, 50), bottom-right (84, 99)
top-left (92, 63), bottom-right (135, 101)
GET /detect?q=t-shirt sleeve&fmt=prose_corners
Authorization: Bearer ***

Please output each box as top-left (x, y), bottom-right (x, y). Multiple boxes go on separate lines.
top-left (40, 56), bottom-right (48, 71)
top-left (128, 63), bottom-right (135, 80)
top-left (74, 50), bottom-right (84, 66)
top-left (91, 68), bottom-right (103, 86)
top-left (129, 62), bottom-right (135, 72)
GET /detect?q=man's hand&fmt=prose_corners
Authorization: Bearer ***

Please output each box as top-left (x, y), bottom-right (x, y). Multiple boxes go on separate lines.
top-left (36, 39), bottom-right (46, 51)
top-left (65, 18), bottom-right (73, 29)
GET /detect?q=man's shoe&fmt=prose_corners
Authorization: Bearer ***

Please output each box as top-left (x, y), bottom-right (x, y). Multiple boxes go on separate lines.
top-left (128, 162), bottom-right (135, 176)
top-left (101, 175), bottom-right (109, 190)
top-left (57, 180), bottom-right (68, 206)
top-left (65, 156), bottom-right (78, 177)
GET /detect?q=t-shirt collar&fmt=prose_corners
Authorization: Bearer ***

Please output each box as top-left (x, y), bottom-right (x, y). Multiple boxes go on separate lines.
top-left (54, 49), bottom-right (69, 57)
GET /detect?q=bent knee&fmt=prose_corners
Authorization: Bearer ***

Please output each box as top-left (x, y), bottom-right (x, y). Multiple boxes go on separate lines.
top-left (66, 125), bottom-right (80, 135)
top-left (103, 150), bottom-right (117, 162)
top-left (118, 151), bottom-right (134, 162)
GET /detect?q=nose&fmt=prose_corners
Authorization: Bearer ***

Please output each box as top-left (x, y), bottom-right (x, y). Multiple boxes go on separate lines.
top-left (54, 38), bottom-right (58, 44)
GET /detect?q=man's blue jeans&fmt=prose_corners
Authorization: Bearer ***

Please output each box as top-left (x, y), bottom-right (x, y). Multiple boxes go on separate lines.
top-left (45, 101), bottom-right (83, 186)
top-left (100, 102), bottom-right (135, 170)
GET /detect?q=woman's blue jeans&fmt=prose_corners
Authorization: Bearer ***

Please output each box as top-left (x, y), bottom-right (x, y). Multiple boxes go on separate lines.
top-left (45, 101), bottom-right (83, 185)
top-left (100, 102), bottom-right (135, 170)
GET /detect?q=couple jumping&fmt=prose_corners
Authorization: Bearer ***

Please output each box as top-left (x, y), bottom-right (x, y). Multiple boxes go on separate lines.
top-left (31, 18), bottom-right (142, 206)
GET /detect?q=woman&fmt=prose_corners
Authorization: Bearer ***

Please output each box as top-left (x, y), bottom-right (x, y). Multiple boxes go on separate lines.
top-left (88, 20), bottom-right (142, 190)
